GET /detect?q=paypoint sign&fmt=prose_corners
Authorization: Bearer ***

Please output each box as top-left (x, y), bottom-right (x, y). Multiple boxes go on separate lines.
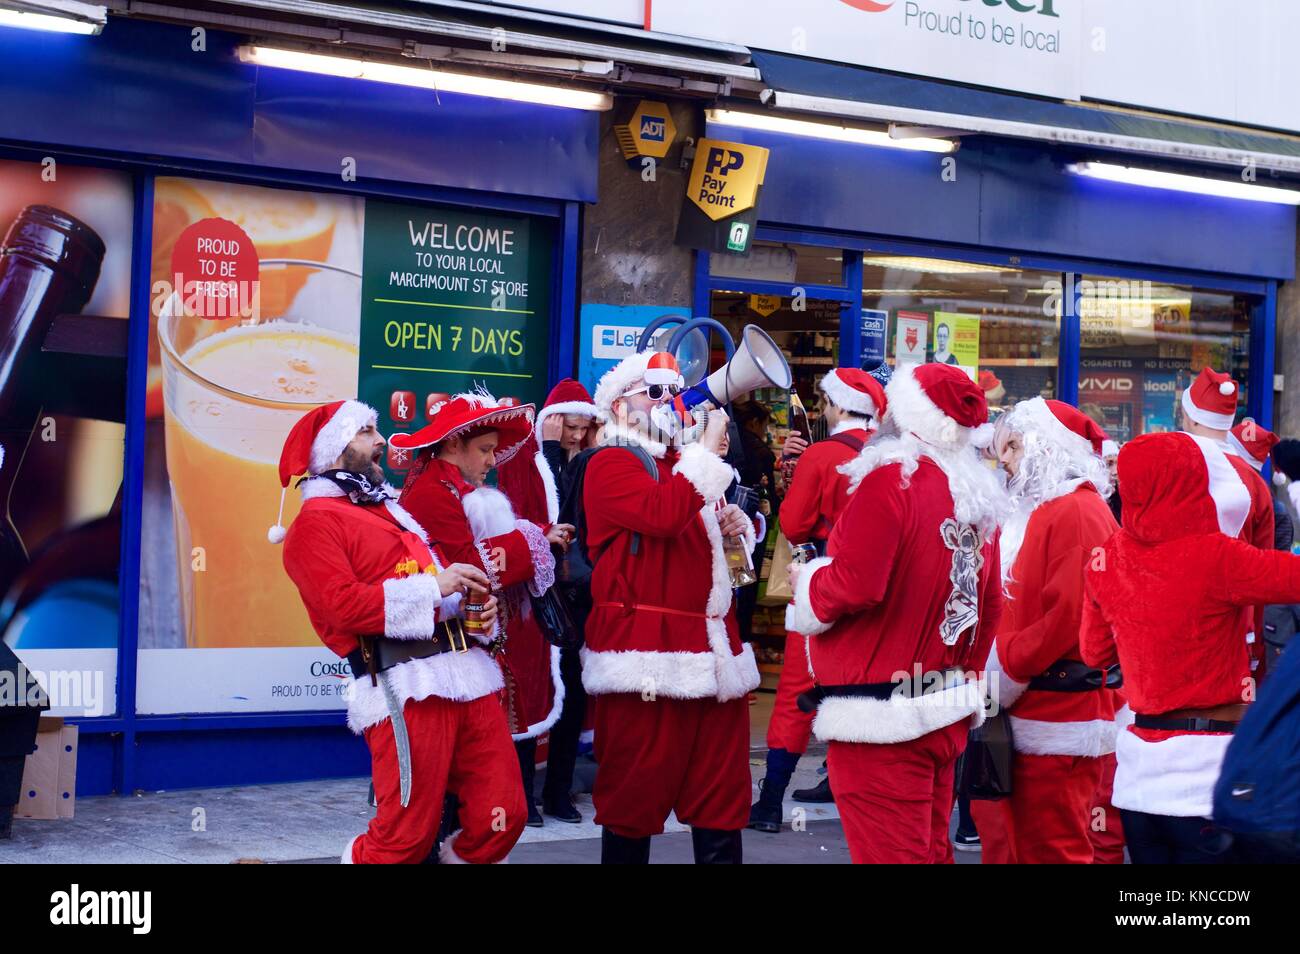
top-left (687, 139), bottom-right (770, 222)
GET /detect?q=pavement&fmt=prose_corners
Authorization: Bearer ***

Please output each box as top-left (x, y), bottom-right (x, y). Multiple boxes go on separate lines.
top-left (0, 749), bottom-right (982, 864)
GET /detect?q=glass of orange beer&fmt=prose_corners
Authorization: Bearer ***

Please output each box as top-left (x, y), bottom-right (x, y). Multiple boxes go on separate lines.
top-left (158, 260), bottom-right (361, 648)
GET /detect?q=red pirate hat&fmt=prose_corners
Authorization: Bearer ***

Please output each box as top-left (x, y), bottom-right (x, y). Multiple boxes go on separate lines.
top-left (388, 387), bottom-right (535, 465)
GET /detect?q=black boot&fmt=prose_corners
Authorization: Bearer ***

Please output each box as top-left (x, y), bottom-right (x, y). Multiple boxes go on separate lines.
top-left (601, 827), bottom-right (651, 864)
top-left (516, 738), bottom-right (543, 827)
top-left (791, 774), bottom-right (834, 803)
top-left (691, 827), bottom-right (743, 864)
top-left (748, 747), bottom-right (799, 833)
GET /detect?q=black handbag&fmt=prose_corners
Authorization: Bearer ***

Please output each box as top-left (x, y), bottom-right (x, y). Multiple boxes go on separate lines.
top-left (957, 711), bottom-right (1015, 801)
top-left (530, 586), bottom-right (582, 651)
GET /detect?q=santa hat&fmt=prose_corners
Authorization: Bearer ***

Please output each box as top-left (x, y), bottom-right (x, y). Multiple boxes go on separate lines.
top-left (594, 351), bottom-right (683, 410)
top-left (269, 399), bottom-right (377, 543)
top-left (885, 362), bottom-right (991, 449)
top-left (1013, 397), bottom-right (1109, 458)
top-left (498, 379), bottom-right (600, 524)
top-left (388, 387), bottom-right (534, 464)
top-left (819, 368), bottom-right (887, 421)
top-left (1225, 420), bottom-right (1279, 473)
top-left (978, 370), bottom-right (1006, 405)
top-left (1101, 439), bottom-right (1120, 459)
top-left (1181, 367), bottom-right (1239, 431)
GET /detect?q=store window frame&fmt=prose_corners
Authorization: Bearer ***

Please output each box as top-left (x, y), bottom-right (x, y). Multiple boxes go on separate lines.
top-left (695, 226), bottom-right (1276, 428)
top-left (0, 141), bottom-right (583, 795)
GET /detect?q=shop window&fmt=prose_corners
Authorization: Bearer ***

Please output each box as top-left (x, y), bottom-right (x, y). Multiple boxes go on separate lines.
top-left (710, 240), bottom-right (845, 287)
top-left (861, 255), bottom-right (1061, 413)
top-left (0, 159), bottom-right (134, 718)
top-left (1077, 276), bottom-right (1253, 442)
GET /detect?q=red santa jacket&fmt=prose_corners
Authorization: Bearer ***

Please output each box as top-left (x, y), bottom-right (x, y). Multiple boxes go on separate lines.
top-left (779, 425), bottom-right (869, 545)
top-left (400, 457), bottom-right (537, 591)
top-left (580, 422), bottom-right (760, 702)
top-left (988, 484), bottom-right (1119, 757)
top-left (399, 459), bottom-right (558, 740)
top-left (1082, 432), bottom-right (1300, 817)
top-left (282, 480), bottom-right (503, 734)
top-left (1224, 449), bottom-right (1274, 675)
top-left (787, 455), bottom-right (1003, 745)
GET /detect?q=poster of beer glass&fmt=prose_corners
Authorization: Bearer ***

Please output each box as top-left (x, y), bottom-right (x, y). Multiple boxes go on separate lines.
top-left (0, 158), bottom-right (134, 718)
top-left (136, 177), bottom-right (365, 714)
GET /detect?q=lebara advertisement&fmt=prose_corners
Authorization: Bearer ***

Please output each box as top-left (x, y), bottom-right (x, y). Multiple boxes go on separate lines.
top-left (0, 159), bottom-right (134, 718)
top-left (137, 178), bottom-right (554, 714)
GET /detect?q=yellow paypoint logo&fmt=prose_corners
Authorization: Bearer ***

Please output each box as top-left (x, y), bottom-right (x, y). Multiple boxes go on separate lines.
top-left (687, 139), bottom-right (769, 222)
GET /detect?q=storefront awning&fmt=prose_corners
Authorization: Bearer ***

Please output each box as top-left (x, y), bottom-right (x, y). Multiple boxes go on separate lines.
top-left (753, 50), bottom-right (1300, 177)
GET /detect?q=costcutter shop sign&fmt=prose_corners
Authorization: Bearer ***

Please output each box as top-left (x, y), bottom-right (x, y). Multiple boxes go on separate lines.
top-left (651, 0), bottom-right (1080, 100)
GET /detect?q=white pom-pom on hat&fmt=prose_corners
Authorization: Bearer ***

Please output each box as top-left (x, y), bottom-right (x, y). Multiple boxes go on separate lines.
top-left (1219, 381), bottom-right (1235, 396)
top-left (267, 524), bottom-right (287, 544)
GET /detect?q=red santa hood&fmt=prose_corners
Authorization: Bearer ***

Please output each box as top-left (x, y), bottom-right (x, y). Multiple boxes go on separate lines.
top-left (1118, 432), bottom-right (1223, 546)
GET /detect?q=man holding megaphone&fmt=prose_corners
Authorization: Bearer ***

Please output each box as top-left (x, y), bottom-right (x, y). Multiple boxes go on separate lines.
top-left (580, 349), bottom-right (761, 864)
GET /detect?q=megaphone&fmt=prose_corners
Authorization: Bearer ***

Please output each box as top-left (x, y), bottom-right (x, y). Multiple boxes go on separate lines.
top-left (666, 320), bottom-right (792, 412)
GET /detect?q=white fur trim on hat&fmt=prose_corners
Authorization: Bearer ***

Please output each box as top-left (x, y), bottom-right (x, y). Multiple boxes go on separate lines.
top-left (886, 363), bottom-right (972, 449)
top-left (535, 401), bottom-right (601, 439)
top-left (310, 400), bottom-right (378, 474)
top-left (820, 370), bottom-right (877, 418)
top-left (1101, 439), bottom-right (1119, 458)
top-left (1181, 386), bottom-right (1235, 432)
top-left (594, 352), bottom-right (653, 410)
top-left (1012, 396), bottom-right (1096, 461)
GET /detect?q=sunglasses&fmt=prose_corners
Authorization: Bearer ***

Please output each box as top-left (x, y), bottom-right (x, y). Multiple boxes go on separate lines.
top-left (625, 383), bottom-right (682, 402)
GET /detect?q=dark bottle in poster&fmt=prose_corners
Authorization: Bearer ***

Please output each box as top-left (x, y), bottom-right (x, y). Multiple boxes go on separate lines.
top-left (0, 206), bottom-right (105, 594)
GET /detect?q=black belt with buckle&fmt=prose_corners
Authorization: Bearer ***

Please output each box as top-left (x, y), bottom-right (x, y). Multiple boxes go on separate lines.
top-left (346, 624), bottom-right (469, 683)
top-left (1134, 714), bottom-right (1239, 734)
top-left (1027, 659), bottom-right (1122, 692)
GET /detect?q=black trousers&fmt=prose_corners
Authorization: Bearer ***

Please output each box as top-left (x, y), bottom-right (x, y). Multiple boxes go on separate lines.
top-left (542, 645), bottom-right (587, 804)
top-left (1120, 809), bottom-right (1233, 864)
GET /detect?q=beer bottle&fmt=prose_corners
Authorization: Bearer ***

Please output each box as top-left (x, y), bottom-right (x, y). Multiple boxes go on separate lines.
top-left (0, 206), bottom-right (106, 594)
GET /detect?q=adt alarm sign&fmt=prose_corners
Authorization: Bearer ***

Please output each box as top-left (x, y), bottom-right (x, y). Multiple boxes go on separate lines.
top-left (861, 308), bottom-right (887, 366)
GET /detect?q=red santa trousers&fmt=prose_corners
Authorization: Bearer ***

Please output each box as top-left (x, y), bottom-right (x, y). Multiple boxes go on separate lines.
top-left (1089, 753), bottom-right (1125, 864)
top-left (592, 693), bottom-right (751, 838)
top-left (766, 631), bottom-right (815, 754)
top-left (827, 721), bottom-right (967, 864)
top-left (350, 694), bottom-right (525, 864)
top-left (970, 753), bottom-right (1103, 864)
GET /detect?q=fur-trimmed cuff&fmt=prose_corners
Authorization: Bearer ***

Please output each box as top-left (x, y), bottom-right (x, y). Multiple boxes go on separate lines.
top-left (985, 641), bottom-right (1029, 712)
top-left (784, 556), bottom-right (834, 636)
top-left (672, 443), bottom-right (734, 503)
top-left (341, 835), bottom-right (358, 864)
top-left (382, 574), bottom-right (441, 639)
top-left (516, 519), bottom-right (556, 597)
top-left (812, 679), bottom-right (984, 744)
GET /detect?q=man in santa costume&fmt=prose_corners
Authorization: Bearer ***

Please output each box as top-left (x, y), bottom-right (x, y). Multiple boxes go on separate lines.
top-left (496, 378), bottom-right (600, 824)
top-left (276, 399), bottom-right (523, 864)
top-left (1180, 368), bottom-right (1274, 678)
top-left (972, 398), bottom-right (1120, 864)
top-left (1082, 431), bottom-right (1300, 863)
top-left (748, 368), bottom-right (886, 833)
top-left (582, 350), bottom-right (759, 864)
top-left (787, 363), bottom-right (1008, 864)
top-left (392, 391), bottom-right (570, 829)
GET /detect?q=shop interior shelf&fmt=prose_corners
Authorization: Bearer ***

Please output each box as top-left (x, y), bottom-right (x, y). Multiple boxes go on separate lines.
top-left (979, 357), bottom-right (1059, 367)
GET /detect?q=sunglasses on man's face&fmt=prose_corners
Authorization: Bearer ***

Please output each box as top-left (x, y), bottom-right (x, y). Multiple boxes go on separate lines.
top-left (626, 383), bottom-right (682, 402)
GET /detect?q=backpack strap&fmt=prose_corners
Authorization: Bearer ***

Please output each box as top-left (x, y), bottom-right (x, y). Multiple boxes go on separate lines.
top-left (602, 440), bottom-right (659, 556)
top-left (826, 432), bottom-right (866, 453)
